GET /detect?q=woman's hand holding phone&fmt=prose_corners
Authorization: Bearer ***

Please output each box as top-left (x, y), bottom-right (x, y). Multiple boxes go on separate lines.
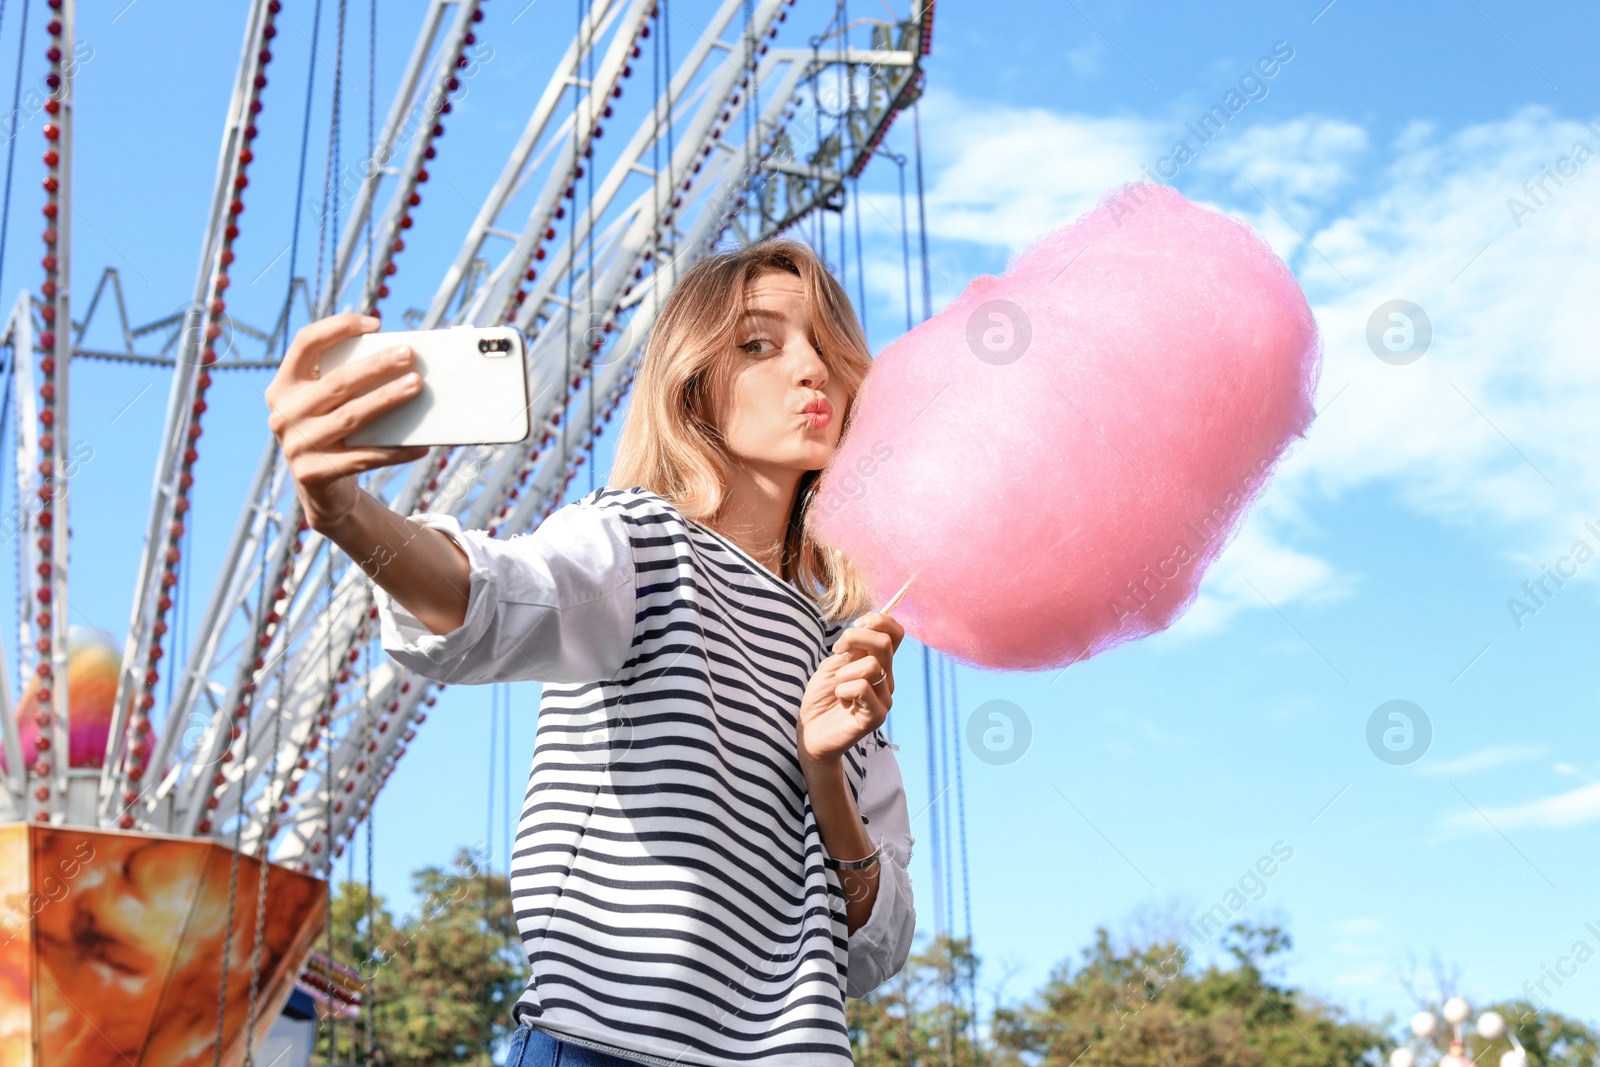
top-left (264, 312), bottom-right (430, 532)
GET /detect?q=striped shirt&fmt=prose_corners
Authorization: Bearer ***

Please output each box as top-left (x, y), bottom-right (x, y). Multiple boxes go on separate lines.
top-left (375, 485), bottom-right (917, 1066)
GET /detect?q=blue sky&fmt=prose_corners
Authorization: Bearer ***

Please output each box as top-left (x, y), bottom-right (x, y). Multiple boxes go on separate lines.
top-left (2, 0), bottom-right (1598, 1043)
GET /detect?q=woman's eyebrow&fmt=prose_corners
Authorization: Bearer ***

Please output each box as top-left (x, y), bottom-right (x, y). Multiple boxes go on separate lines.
top-left (740, 308), bottom-right (787, 323)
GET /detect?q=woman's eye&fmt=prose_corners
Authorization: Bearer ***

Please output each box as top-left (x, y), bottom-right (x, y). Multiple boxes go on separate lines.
top-left (741, 338), bottom-right (774, 355)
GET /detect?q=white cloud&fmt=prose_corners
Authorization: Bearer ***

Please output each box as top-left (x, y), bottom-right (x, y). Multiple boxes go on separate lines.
top-left (1066, 41), bottom-right (1103, 78)
top-left (1446, 780), bottom-right (1600, 832)
top-left (1283, 108), bottom-right (1600, 548)
top-left (1332, 965), bottom-right (1391, 988)
top-left (856, 91), bottom-right (1600, 632)
top-left (1419, 743), bottom-right (1551, 776)
top-left (1164, 508), bottom-right (1358, 641)
top-left (1138, 720), bottom-right (1194, 746)
top-left (1196, 116), bottom-right (1369, 209)
top-left (856, 85), bottom-right (1159, 264)
top-left (1262, 694), bottom-right (1317, 720)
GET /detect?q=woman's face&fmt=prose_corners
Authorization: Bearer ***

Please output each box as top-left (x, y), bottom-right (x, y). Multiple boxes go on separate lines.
top-left (716, 269), bottom-right (851, 477)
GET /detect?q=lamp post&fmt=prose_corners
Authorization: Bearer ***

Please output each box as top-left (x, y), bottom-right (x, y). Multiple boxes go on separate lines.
top-left (1389, 997), bottom-right (1528, 1067)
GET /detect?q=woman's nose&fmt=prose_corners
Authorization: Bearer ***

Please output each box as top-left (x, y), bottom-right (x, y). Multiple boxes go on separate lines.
top-left (796, 345), bottom-right (828, 388)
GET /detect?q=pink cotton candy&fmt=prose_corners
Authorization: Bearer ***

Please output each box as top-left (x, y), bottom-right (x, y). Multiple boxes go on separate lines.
top-left (812, 182), bottom-right (1322, 672)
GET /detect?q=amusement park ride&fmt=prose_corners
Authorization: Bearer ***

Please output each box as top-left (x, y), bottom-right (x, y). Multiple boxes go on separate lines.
top-left (0, 0), bottom-right (935, 1061)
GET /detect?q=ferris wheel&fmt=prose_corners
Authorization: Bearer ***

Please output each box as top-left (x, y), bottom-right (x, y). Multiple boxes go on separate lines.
top-left (0, 0), bottom-right (936, 1059)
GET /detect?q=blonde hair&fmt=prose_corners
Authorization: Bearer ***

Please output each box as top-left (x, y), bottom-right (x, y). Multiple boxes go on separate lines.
top-left (608, 236), bottom-right (877, 624)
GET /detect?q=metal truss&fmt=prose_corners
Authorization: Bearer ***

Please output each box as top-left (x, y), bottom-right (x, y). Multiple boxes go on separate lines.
top-left (2, 0), bottom-right (933, 868)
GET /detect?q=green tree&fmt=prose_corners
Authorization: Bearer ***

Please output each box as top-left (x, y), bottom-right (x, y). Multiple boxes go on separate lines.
top-left (318, 846), bottom-right (524, 1066)
top-left (1502, 1002), bottom-right (1600, 1067)
top-left (849, 932), bottom-right (985, 1067)
top-left (1399, 998), bottom-right (1600, 1067)
top-left (985, 922), bottom-right (1390, 1067)
top-left (307, 859), bottom-right (1600, 1067)
top-left (853, 921), bottom-right (1393, 1067)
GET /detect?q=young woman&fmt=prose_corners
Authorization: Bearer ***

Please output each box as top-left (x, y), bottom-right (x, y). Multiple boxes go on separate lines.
top-left (264, 238), bottom-right (917, 1067)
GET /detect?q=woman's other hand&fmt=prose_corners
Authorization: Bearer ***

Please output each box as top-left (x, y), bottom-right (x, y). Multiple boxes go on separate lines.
top-left (797, 611), bottom-right (905, 772)
top-left (264, 312), bottom-right (430, 534)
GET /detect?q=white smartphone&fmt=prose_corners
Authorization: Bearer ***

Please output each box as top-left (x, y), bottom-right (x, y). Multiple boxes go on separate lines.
top-left (318, 324), bottom-right (532, 447)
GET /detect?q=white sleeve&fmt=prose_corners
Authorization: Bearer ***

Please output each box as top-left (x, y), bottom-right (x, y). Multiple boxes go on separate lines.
top-left (845, 734), bottom-right (917, 1000)
top-left (371, 501), bottom-right (636, 686)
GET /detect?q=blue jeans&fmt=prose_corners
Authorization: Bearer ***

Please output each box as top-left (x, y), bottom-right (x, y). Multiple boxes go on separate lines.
top-left (506, 1023), bottom-right (655, 1066)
